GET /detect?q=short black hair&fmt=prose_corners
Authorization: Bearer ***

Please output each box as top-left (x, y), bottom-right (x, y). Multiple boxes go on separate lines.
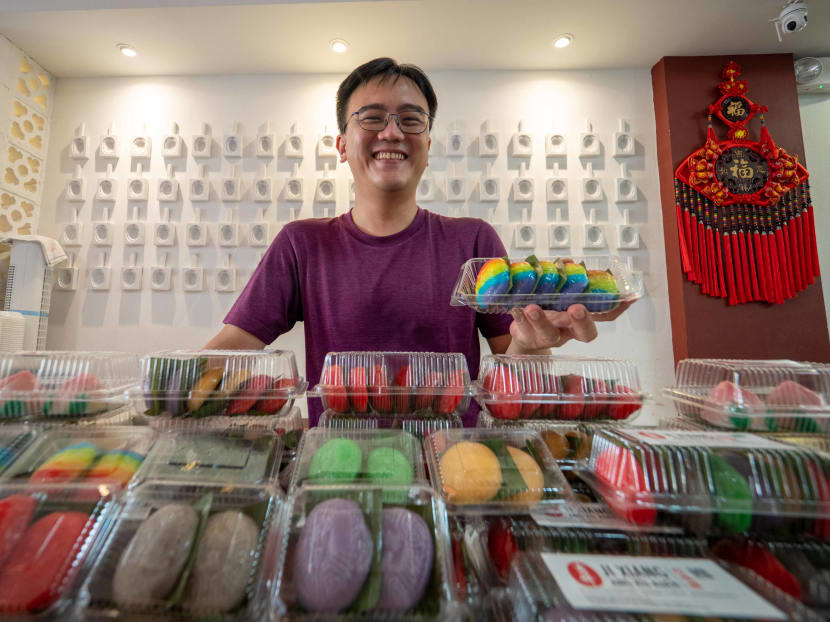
top-left (336, 57), bottom-right (437, 134)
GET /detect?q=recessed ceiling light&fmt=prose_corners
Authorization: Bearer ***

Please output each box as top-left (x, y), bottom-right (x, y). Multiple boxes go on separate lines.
top-left (553, 34), bottom-right (573, 49)
top-left (118, 43), bottom-right (137, 58)
top-left (330, 39), bottom-right (349, 54)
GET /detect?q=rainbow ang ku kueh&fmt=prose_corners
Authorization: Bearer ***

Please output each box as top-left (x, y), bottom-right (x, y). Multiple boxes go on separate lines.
top-left (674, 61), bottom-right (819, 305)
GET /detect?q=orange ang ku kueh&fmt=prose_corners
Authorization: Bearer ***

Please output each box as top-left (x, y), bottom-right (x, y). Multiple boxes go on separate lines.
top-left (673, 61), bottom-right (819, 306)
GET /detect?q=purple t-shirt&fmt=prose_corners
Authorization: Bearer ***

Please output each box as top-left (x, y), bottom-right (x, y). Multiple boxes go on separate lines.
top-left (224, 207), bottom-right (512, 426)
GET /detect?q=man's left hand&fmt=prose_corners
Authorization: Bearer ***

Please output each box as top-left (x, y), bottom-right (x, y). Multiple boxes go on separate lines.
top-left (506, 301), bottom-right (632, 354)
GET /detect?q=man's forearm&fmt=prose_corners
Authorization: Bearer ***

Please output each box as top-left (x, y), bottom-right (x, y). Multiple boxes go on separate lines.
top-left (203, 324), bottom-right (267, 350)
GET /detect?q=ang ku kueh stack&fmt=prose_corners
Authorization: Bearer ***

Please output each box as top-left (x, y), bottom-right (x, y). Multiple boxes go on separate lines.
top-left (674, 61), bottom-right (819, 305)
top-left (0, 350), bottom-right (829, 620)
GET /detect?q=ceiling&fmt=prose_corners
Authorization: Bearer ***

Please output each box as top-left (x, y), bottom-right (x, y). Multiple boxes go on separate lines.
top-left (1, 0), bottom-right (828, 78)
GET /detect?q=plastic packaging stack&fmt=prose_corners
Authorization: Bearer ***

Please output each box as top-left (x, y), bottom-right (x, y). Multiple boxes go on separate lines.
top-left (0, 347), bottom-right (825, 620)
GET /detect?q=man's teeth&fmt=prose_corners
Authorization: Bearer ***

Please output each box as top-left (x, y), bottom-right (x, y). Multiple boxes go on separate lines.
top-left (374, 152), bottom-right (406, 160)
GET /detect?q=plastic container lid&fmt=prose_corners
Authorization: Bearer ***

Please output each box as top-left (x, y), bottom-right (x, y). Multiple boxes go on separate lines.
top-left (0, 427), bottom-right (37, 476)
top-left (309, 352), bottom-right (471, 418)
top-left (0, 351), bottom-right (140, 421)
top-left (507, 548), bottom-right (823, 621)
top-left (134, 349), bottom-right (307, 422)
top-left (79, 480), bottom-right (281, 621)
top-left (318, 409), bottom-right (462, 441)
top-left (474, 355), bottom-right (645, 423)
top-left (574, 428), bottom-right (830, 537)
top-left (272, 483), bottom-right (465, 620)
top-left (464, 517), bottom-right (704, 590)
top-left (450, 255), bottom-right (643, 315)
top-left (424, 428), bottom-right (573, 514)
top-left (665, 359), bottom-right (830, 433)
top-left (134, 429), bottom-right (282, 487)
top-left (290, 428), bottom-right (426, 494)
top-left (708, 536), bottom-right (830, 616)
top-left (0, 426), bottom-right (155, 491)
top-left (0, 482), bottom-right (115, 618)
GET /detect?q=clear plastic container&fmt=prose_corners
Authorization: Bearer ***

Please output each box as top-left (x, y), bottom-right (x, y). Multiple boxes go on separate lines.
top-left (0, 427), bottom-right (37, 476)
top-left (575, 428), bottom-right (830, 537)
top-left (272, 483), bottom-right (466, 620)
top-left (477, 412), bottom-right (600, 473)
top-left (134, 429), bottom-right (282, 487)
top-left (78, 480), bottom-right (281, 621)
top-left (507, 548), bottom-right (823, 622)
top-left (290, 428), bottom-right (426, 493)
top-left (708, 536), bottom-right (830, 618)
top-left (474, 355), bottom-right (645, 423)
top-left (318, 410), bottom-right (462, 441)
top-left (665, 359), bottom-right (830, 433)
top-left (309, 352), bottom-right (471, 418)
top-left (450, 255), bottom-right (643, 315)
top-left (464, 517), bottom-right (704, 589)
top-left (0, 351), bottom-right (139, 422)
top-left (424, 428), bottom-right (574, 514)
top-left (0, 482), bottom-right (116, 620)
top-left (133, 349), bottom-right (307, 423)
top-left (0, 426), bottom-right (155, 492)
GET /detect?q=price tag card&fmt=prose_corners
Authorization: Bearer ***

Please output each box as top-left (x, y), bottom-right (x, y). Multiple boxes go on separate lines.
top-left (541, 553), bottom-right (786, 619)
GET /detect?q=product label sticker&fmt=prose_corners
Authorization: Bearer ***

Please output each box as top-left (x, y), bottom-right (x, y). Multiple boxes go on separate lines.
top-left (532, 505), bottom-right (683, 534)
top-left (620, 429), bottom-right (791, 451)
top-left (542, 553), bottom-right (786, 619)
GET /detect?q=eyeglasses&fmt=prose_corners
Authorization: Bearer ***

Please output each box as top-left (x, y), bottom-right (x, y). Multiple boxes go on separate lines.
top-left (350, 107), bottom-right (432, 134)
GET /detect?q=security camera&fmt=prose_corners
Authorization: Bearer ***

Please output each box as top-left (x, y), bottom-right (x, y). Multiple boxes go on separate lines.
top-left (772, 0), bottom-right (808, 42)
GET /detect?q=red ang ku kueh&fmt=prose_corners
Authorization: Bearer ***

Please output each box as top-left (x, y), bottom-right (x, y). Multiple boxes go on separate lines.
top-left (674, 61), bottom-right (819, 305)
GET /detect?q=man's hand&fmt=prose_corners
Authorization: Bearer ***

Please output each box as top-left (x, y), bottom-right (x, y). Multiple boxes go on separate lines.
top-left (503, 299), bottom-right (633, 355)
top-left (505, 304), bottom-right (594, 354)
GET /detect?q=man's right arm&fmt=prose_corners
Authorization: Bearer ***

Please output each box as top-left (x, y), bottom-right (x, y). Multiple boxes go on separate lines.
top-left (203, 324), bottom-right (267, 350)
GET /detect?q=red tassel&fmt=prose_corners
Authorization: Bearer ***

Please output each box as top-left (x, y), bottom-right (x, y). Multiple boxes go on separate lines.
top-left (762, 232), bottom-right (775, 302)
top-left (781, 217), bottom-right (796, 298)
top-left (798, 204), bottom-right (812, 285)
top-left (732, 231), bottom-right (746, 304)
top-left (676, 202), bottom-right (691, 275)
top-left (774, 227), bottom-right (792, 300)
top-left (714, 225), bottom-right (726, 298)
top-left (723, 233), bottom-right (738, 305)
top-left (740, 207), bottom-right (760, 301)
top-left (707, 227), bottom-right (719, 296)
top-left (788, 204), bottom-right (804, 293)
top-left (698, 217), bottom-right (709, 294)
top-left (689, 202), bottom-right (701, 284)
top-left (808, 205), bottom-right (820, 276)
top-left (753, 230), bottom-right (767, 302)
top-left (737, 227), bottom-right (753, 302)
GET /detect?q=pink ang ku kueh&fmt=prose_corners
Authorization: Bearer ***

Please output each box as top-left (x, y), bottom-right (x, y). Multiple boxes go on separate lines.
top-left (674, 61), bottom-right (819, 305)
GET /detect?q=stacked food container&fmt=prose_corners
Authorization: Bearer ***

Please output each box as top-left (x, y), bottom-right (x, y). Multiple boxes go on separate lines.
top-left (0, 349), bottom-right (299, 621)
top-left (0, 285), bottom-right (826, 619)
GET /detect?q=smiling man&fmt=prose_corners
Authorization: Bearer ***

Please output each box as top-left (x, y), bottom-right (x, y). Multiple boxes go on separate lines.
top-left (206, 57), bottom-right (624, 426)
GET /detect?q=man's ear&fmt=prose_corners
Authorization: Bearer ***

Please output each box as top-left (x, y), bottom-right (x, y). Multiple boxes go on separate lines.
top-left (336, 134), bottom-right (347, 163)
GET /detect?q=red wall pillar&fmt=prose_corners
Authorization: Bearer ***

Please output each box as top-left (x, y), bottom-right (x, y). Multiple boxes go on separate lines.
top-left (652, 54), bottom-right (829, 363)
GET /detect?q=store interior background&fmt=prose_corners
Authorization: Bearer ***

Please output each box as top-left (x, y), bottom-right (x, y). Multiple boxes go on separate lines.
top-left (0, 0), bottom-right (828, 423)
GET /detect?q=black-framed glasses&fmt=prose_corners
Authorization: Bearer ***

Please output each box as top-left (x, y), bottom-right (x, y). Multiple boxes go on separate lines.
top-left (350, 107), bottom-right (432, 134)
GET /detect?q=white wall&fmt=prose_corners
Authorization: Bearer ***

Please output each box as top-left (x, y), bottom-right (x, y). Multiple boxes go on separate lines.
top-left (798, 93), bottom-right (830, 331)
top-left (38, 69), bottom-right (673, 421)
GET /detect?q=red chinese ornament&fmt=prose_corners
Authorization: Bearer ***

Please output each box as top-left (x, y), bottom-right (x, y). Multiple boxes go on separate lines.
top-left (674, 62), bottom-right (818, 305)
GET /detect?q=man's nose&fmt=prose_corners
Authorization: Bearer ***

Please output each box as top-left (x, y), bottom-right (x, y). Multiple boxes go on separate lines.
top-left (377, 114), bottom-right (405, 140)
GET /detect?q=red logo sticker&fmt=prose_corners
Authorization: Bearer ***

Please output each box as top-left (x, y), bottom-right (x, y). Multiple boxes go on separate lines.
top-left (568, 561), bottom-right (603, 587)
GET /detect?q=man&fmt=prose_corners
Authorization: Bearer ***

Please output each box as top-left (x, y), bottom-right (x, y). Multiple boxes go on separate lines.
top-left (206, 58), bottom-right (628, 425)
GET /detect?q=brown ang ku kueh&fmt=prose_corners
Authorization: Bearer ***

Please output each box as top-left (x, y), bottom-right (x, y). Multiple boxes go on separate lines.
top-left (674, 61), bottom-right (819, 305)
